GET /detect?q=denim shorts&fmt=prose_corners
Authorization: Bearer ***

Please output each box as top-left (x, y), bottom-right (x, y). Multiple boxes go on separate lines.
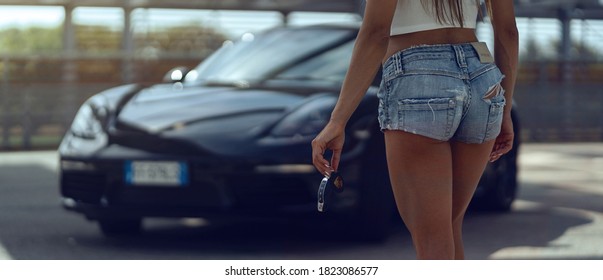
top-left (377, 43), bottom-right (506, 144)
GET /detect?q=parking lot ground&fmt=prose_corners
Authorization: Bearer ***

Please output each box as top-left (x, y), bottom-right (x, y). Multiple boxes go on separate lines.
top-left (0, 143), bottom-right (602, 260)
top-left (482, 143), bottom-right (603, 259)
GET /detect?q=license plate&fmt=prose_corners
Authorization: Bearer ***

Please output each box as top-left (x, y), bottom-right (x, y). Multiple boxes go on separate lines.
top-left (125, 161), bottom-right (188, 187)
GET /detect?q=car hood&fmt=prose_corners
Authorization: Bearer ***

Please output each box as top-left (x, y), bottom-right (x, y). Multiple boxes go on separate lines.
top-left (117, 84), bottom-right (304, 133)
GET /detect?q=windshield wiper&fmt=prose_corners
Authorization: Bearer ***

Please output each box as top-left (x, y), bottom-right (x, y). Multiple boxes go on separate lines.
top-left (203, 80), bottom-right (253, 88)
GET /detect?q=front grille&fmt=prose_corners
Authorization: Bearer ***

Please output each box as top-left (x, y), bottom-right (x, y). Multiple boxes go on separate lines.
top-left (109, 127), bottom-right (204, 155)
top-left (61, 172), bottom-right (107, 203)
top-left (61, 161), bottom-right (315, 210)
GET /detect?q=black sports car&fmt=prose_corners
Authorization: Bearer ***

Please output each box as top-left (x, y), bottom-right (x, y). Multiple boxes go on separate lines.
top-left (59, 23), bottom-right (520, 240)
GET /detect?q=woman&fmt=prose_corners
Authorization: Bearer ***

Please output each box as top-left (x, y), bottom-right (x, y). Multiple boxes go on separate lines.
top-left (311, 0), bottom-right (518, 259)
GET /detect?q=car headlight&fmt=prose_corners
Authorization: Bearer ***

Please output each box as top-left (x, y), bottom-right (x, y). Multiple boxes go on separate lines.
top-left (71, 105), bottom-right (103, 139)
top-left (271, 96), bottom-right (337, 138)
top-left (61, 96), bottom-right (109, 154)
top-left (59, 101), bottom-right (109, 156)
top-left (71, 99), bottom-right (108, 139)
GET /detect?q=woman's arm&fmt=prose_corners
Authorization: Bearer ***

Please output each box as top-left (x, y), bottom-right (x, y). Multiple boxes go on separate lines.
top-left (488, 0), bottom-right (519, 162)
top-left (329, 0), bottom-right (398, 127)
top-left (491, 0), bottom-right (519, 117)
top-left (311, 0), bottom-right (397, 175)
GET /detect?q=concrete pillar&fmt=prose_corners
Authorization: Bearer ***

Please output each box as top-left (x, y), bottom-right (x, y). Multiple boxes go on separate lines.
top-left (559, 6), bottom-right (572, 83)
top-left (1, 57), bottom-right (9, 150)
top-left (282, 11), bottom-right (290, 26)
top-left (62, 5), bottom-right (77, 83)
top-left (122, 7), bottom-right (135, 83)
top-left (558, 6), bottom-right (574, 140)
top-left (62, 5), bottom-right (78, 137)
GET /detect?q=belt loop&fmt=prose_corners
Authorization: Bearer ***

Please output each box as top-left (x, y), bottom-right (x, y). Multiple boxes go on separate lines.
top-left (395, 52), bottom-right (403, 76)
top-left (453, 45), bottom-right (467, 69)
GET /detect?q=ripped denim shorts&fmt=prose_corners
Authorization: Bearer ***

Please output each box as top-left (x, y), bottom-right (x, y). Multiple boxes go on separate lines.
top-left (377, 43), bottom-right (506, 144)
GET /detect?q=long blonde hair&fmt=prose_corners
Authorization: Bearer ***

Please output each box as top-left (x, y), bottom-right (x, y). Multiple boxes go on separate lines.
top-left (420, 0), bottom-right (493, 27)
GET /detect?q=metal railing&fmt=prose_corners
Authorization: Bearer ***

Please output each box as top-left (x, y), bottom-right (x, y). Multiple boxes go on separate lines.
top-left (0, 54), bottom-right (204, 150)
top-left (2, 13), bottom-right (603, 150)
top-left (2, 54), bottom-right (603, 151)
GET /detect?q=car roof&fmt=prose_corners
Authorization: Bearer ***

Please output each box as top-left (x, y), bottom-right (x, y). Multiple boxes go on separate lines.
top-left (306, 21), bottom-right (362, 30)
top-left (269, 21), bottom-right (361, 33)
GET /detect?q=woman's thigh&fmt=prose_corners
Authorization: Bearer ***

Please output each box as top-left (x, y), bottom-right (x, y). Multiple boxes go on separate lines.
top-left (384, 130), bottom-right (453, 230)
top-left (450, 139), bottom-right (496, 221)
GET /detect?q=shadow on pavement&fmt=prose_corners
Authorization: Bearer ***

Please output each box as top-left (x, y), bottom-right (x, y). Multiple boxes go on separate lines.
top-left (74, 218), bottom-right (408, 260)
top-left (463, 182), bottom-right (601, 259)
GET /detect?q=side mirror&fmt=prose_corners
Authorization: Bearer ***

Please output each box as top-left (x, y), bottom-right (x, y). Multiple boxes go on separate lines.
top-left (163, 66), bottom-right (190, 83)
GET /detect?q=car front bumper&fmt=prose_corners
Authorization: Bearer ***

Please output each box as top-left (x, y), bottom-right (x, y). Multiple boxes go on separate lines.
top-left (60, 147), bottom-right (363, 220)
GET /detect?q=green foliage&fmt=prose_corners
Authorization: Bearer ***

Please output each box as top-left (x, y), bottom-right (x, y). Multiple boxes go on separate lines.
top-left (0, 23), bottom-right (227, 55)
top-left (0, 26), bottom-right (63, 54)
top-left (75, 25), bottom-right (122, 53)
top-left (135, 23), bottom-right (228, 56)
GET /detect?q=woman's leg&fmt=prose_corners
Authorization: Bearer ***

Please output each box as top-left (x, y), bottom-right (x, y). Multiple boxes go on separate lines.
top-left (384, 130), bottom-right (455, 259)
top-left (449, 140), bottom-right (496, 259)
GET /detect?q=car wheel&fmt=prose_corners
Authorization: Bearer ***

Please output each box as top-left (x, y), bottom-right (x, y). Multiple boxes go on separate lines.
top-left (98, 218), bottom-right (143, 237)
top-left (473, 136), bottom-right (520, 212)
top-left (472, 109), bottom-right (520, 212)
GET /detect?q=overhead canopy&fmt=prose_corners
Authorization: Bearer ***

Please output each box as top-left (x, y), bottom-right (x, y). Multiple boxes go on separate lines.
top-left (1, 0), bottom-right (603, 19)
top-left (0, 0), bottom-right (364, 14)
top-left (516, 0), bottom-right (603, 19)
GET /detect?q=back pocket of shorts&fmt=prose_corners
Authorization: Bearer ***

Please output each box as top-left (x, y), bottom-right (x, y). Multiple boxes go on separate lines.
top-left (484, 97), bottom-right (506, 140)
top-left (398, 97), bottom-right (457, 140)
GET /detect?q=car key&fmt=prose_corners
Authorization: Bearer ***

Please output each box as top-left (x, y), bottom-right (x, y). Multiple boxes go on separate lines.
top-left (317, 171), bottom-right (344, 213)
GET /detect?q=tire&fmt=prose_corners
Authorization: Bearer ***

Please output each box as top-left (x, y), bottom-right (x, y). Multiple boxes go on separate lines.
top-left (473, 152), bottom-right (518, 212)
top-left (472, 110), bottom-right (520, 212)
top-left (98, 218), bottom-right (143, 237)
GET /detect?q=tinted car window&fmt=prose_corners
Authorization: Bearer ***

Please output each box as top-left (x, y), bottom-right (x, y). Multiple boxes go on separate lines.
top-left (185, 27), bottom-right (354, 84)
top-left (275, 40), bottom-right (354, 83)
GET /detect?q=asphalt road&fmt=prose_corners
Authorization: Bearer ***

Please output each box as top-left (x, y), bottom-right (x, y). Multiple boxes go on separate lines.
top-left (0, 143), bottom-right (602, 260)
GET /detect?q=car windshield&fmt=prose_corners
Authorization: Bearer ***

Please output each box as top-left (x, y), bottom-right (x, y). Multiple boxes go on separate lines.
top-left (275, 40), bottom-right (354, 82)
top-left (184, 27), bottom-right (355, 85)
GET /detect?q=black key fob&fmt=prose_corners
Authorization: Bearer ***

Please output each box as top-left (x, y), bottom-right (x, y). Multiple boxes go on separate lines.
top-left (317, 171), bottom-right (344, 213)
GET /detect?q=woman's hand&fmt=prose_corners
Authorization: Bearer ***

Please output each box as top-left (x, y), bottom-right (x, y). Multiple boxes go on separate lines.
top-left (490, 115), bottom-right (514, 162)
top-left (311, 121), bottom-right (345, 177)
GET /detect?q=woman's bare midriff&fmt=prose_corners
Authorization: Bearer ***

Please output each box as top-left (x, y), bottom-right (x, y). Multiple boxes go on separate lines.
top-left (384, 28), bottom-right (479, 62)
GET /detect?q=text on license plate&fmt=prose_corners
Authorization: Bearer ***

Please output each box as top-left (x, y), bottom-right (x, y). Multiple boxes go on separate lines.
top-left (125, 161), bottom-right (188, 187)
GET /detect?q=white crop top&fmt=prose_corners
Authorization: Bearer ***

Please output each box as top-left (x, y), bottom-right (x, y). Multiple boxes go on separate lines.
top-left (390, 0), bottom-right (479, 36)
